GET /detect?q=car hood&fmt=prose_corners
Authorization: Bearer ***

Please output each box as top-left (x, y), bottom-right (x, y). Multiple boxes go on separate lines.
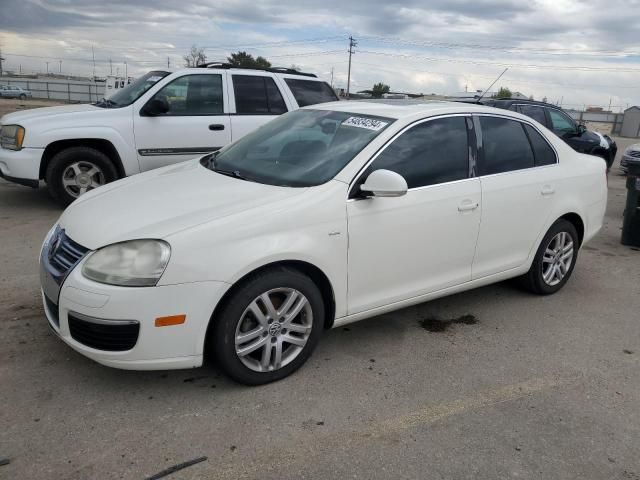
top-left (0, 103), bottom-right (102, 125)
top-left (58, 159), bottom-right (309, 250)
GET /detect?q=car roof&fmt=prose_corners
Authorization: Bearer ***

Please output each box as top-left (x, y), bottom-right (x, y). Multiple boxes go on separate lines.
top-left (482, 98), bottom-right (563, 110)
top-left (307, 100), bottom-right (514, 120)
top-left (173, 65), bottom-right (323, 80)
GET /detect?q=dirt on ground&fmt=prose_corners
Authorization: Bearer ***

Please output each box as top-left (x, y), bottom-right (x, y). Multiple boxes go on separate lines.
top-left (0, 98), bottom-right (66, 118)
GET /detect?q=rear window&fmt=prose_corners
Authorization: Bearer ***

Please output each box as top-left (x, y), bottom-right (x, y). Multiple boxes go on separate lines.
top-left (284, 79), bottom-right (338, 107)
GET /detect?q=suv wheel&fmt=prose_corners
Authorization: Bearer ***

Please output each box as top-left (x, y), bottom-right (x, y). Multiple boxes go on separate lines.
top-left (19, 94), bottom-right (26, 101)
top-left (211, 267), bottom-right (324, 385)
top-left (45, 146), bottom-right (118, 206)
top-left (520, 219), bottom-right (579, 295)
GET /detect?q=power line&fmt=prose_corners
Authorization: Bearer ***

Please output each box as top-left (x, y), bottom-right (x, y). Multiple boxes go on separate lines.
top-left (357, 50), bottom-right (640, 73)
top-left (358, 34), bottom-right (640, 58)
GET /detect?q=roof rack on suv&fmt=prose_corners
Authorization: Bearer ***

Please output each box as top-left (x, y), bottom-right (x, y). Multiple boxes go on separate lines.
top-left (193, 62), bottom-right (317, 78)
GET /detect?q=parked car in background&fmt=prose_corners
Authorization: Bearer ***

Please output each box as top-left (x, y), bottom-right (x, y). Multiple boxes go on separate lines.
top-left (620, 143), bottom-right (640, 173)
top-left (0, 64), bottom-right (338, 205)
top-left (472, 99), bottom-right (617, 169)
top-left (0, 85), bottom-right (32, 100)
top-left (39, 101), bottom-right (607, 384)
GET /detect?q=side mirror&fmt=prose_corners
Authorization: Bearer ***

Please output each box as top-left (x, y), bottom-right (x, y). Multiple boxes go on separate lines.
top-left (577, 124), bottom-right (587, 135)
top-left (142, 97), bottom-right (170, 116)
top-left (360, 169), bottom-right (408, 198)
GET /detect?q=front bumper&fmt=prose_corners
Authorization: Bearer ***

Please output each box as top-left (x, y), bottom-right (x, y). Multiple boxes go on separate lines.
top-left (0, 147), bottom-right (43, 187)
top-left (41, 248), bottom-right (230, 370)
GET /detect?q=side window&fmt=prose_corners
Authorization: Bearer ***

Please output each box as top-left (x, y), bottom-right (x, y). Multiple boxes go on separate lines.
top-left (518, 105), bottom-right (547, 126)
top-left (150, 74), bottom-right (223, 115)
top-left (284, 79), bottom-right (338, 107)
top-left (367, 116), bottom-right (469, 189)
top-left (479, 117), bottom-right (534, 175)
top-left (233, 75), bottom-right (288, 115)
top-left (523, 124), bottom-right (557, 166)
top-left (548, 109), bottom-right (576, 135)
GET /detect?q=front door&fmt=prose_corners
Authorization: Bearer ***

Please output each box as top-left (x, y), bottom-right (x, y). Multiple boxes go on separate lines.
top-left (347, 116), bottom-right (481, 315)
top-left (133, 72), bottom-right (231, 171)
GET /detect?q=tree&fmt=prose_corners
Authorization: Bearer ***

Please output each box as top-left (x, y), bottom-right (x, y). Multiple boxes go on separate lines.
top-left (371, 82), bottom-right (390, 98)
top-left (493, 86), bottom-right (512, 99)
top-left (183, 45), bottom-right (207, 67)
top-left (227, 51), bottom-right (272, 69)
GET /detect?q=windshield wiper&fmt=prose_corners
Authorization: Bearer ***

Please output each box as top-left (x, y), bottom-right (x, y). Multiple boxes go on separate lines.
top-left (207, 153), bottom-right (252, 181)
top-left (95, 98), bottom-right (118, 108)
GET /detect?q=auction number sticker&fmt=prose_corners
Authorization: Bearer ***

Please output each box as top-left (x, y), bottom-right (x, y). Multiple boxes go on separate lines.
top-left (342, 116), bottom-right (388, 131)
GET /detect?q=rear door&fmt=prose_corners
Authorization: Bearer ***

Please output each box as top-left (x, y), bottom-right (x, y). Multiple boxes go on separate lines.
top-left (281, 77), bottom-right (339, 107)
top-left (517, 104), bottom-right (549, 128)
top-left (133, 72), bottom-right (231, 171)
top-left (472, 115), bottom-right (558, 279)
top-left (228, 73), bottom-right (291, 141)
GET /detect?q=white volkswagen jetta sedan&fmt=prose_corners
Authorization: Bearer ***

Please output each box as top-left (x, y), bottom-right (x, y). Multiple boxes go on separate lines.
top-left (40, 101), bottom-right (607, 384)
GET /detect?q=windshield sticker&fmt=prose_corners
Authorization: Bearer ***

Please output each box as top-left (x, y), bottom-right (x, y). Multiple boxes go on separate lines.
top-left (342, 116), bottom-right (388, 131)
top-left (147, 76), bottom-right (163, 82)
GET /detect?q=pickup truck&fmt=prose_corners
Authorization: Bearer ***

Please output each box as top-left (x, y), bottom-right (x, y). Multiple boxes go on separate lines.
top-left (0, 65), bottom-right (338, 205)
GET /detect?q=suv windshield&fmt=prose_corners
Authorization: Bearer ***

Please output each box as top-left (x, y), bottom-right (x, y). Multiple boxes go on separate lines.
top-left (206, 109), bottom-right (393, 187)
top-left (96, 71), bottom-right (170, 108)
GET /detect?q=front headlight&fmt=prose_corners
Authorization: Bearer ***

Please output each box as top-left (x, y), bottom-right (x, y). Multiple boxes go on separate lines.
top-left (82, 239), bottom-right (171, 287)
top-left (0, 125), bottom-right (25, 150)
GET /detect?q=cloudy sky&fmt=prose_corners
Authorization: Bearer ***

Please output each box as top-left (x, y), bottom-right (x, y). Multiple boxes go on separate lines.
top-left (2, 0), bottom-right (640, 110)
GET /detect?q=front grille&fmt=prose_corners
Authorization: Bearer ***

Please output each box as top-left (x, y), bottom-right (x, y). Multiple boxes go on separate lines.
top-left (68, 313), bottom-right (139, 352)
top-left (49, 233), bottom-right (88, 278)
top-left (628, 150), bottom-right (640, 158)
top-left (44, 294), bottom-right (59, 327)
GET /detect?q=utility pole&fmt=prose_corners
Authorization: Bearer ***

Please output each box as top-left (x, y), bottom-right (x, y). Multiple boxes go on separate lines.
top-left (124, 61), bottom-right (128, 79)
top-left (109, 58), bottom-right (113, 75)
top-left (92, 45), bottom-right (96, 79)
top-left (0, 48), bottom-right (4, 77)
top-left (346, 36), bottom-right (357, 98)
top-left (608, 97), bottom-right (612, 112)
top-left (46, 61), bottom-right (50, 74)
top-left (167, 57), bottom-right (170, 69)
top-left (59, 60), bottom-right (62, 73)
top-left (330, 67), bottom-right (334, 88)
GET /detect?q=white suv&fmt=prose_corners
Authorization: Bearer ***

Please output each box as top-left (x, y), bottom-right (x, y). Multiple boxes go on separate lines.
top-left (0, 66), bottom-right (337, 205)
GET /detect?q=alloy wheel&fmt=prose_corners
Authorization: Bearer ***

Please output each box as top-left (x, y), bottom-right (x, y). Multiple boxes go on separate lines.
top-left (541, 231), bottom-right (574, 286)
top-left (62, 161), bottom-right (105, 198)
top-left (234, 288), bottom-right (313, 372)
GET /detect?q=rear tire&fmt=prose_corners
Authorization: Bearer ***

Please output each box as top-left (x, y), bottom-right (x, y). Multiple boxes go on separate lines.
top-left (45, 146), bottom-right (118, 207)
top-left (211, 267), bottom-right (324, 385)
top-left (19, 94), bottom-right (26, 101)
top-left (520, 219), bottom-right (579, 295)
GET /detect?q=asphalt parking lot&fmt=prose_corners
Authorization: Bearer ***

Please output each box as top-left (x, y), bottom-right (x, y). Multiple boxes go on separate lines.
top-left (1, 136), bottom-right (639, 479)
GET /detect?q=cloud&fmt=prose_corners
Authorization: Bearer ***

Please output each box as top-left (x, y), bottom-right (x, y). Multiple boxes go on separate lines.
top-left (1, 0), bottom-right (639, 109)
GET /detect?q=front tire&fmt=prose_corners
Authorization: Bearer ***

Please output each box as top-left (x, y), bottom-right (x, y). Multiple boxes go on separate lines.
top-left (19, 94), bottom-right (26, 101)
top-left (45, 146), bottom-right (118, 207)
top-left (211, 267), bottom-right (324, 385)
top-left (520, 219), bottom-right (579, 295)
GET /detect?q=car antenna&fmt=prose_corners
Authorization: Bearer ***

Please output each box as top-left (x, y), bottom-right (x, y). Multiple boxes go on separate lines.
top-left (476, 68), bottom-right (509, 102)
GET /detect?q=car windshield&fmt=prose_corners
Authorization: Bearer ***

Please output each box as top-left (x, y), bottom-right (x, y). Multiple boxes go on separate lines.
top-left (96, 71), bottom-right (170, 108)
top-left (205, 109), bottom-right (394, 187)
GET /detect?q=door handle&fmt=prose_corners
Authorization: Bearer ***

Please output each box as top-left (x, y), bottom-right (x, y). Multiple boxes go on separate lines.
top-left (541, 185), bottom-right (555, 196)
top-left (458, 200), bottom-right (479, 212)
top-left (209, 124), bottom-right (225, 131)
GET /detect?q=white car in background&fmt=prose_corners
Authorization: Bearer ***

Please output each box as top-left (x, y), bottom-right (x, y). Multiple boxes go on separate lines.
top-left (39, 101), bottom-right (607, 384)
top-left (0, 65), bottom-right (337, 205)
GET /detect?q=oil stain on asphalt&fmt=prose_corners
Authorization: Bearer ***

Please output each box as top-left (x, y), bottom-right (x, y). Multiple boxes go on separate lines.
top-left (418, 314), bottom-right (478, 333)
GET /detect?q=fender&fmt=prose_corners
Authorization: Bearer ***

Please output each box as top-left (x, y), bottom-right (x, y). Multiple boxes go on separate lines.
top-left (39, 126), bottom-right (140, 176)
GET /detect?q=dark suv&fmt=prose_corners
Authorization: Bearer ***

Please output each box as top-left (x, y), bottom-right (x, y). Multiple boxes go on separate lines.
top-left (476, 99), bottom-right (617, 168)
